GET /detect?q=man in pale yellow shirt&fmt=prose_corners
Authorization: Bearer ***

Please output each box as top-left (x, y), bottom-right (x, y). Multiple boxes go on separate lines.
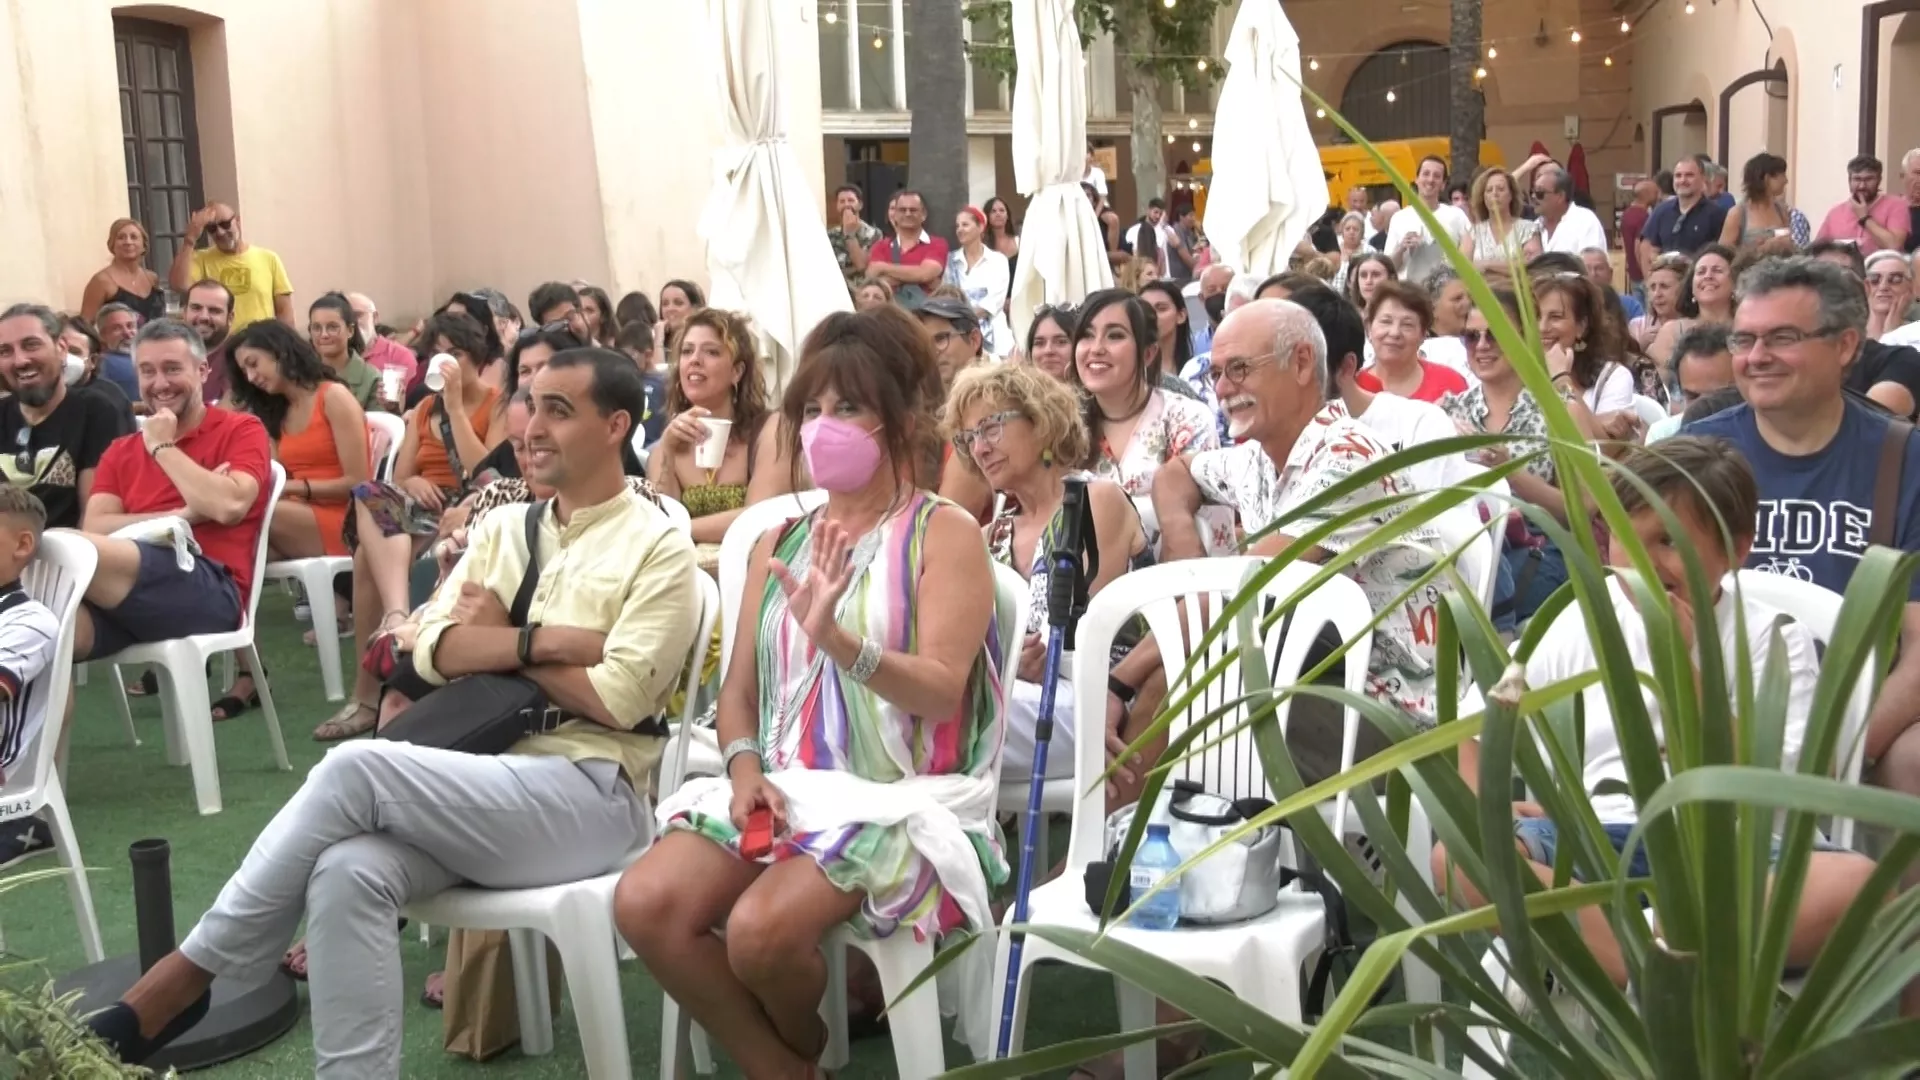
top-left (84, 348), bottom-right (700, 1075)
top-left (167, 201), bottom-right (294, 330)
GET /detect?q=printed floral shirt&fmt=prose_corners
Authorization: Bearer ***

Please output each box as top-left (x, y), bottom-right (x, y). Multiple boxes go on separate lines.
top-left (1438, 384), bottom-right (1557, 484)
top-left (828, 220), bottom-right (884, 287)
top-left (1088, 389), bottom-right (1235, 555)
top-left (1187, 406), bottom-right (1447, 726)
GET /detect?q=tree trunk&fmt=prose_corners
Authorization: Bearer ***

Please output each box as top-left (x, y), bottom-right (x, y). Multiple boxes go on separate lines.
top-left (1448, 0), bottom-right (1484, 184)
top-left (1124, 62), bottom-right (1165, 215)
top-left (907, 0), bottom-right (970, 245)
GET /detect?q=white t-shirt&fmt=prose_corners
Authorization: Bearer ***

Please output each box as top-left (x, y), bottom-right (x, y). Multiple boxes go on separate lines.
top-left (1538, 204), bottom-right (1609, 255)
top-left (1416, 335), bottom-right (1476, 385)
top-left (1124, 221), bottom-right (1176, 277)
top-left (1585, 361), bottom-right (1638, 414)
top-left (0, 591), bottom-right (60, 782)
top-left (1346, 393), bottom-right (1478, 493)
top-left (1500, 576), bottom-right (1817, 823)
top-left (1384, 203), bottom-right (1472, 257)
top-left (1085, 165), bottom-right (1109, 198)
top-left (1880, 320), bottom-right (1920, 349)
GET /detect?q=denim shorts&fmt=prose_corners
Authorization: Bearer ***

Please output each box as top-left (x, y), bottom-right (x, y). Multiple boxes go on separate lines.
top-left (82, 541), bottom-right (241, 660)
top-left (1514, 817), bottom-right (1842, 882)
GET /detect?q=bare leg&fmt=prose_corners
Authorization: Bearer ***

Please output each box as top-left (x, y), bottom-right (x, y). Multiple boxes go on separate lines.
top-left (60, 531), bottom-right (146, 611)
top-left (352, 501), bottom-right (415, 618)
top-left (268, 502), bottom-right (330, 562)
top-left (1868, 728), bottom-right (1920, 1015)
top-left (1434, 840), bottom-right (1631, 985)
top-left (726, 855), bottom-right (867, 1058)
top-left (616, 832), bottom-right (813, 1080)
top-left (119, 952), bottom-right (216, 1039)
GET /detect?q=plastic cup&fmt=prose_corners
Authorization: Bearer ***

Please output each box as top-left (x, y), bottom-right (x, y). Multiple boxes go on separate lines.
top-left (693, 417), bottom-right (732, 469)
top-left (379, 367), bottom-right (405, 402)
top-left (423, 353), bottom-right (458, 392)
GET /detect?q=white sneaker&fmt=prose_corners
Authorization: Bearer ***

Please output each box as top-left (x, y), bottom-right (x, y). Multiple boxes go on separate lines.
top-left (1500, 968), bottom-right (1597, 1043)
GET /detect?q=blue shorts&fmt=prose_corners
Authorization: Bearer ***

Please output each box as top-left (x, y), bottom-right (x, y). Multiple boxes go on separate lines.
top-left (1514, 818), bottom-right (1843, 882)
top-left (82, 541), bottom-right (242, 660)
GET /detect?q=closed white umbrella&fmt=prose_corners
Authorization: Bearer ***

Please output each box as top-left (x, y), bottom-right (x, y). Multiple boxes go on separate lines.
top-left (1007, 0), bottom-right (1112, 346)
top-left (1204, 0), bottom-right (1326, 277)
top-left (700, 0), bottom-right (851, 390)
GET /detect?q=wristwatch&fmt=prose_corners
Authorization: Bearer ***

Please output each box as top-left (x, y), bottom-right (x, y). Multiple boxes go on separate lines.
top-left (517, 623), bottom-right (540, 667)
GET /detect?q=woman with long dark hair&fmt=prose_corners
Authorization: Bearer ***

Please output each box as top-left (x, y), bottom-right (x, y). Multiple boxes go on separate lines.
top-left (660, 279), bottom-right (707, 344)
top-left (1719, 152), bottom-right (1807, 250)
top-left (1023, 304), bottom-right (1076, 381)
top-left (1136, 279), bottom-right (1200, 398)
top-left (1343, 251), bottom-right (1397, 312)
top-left (578, 284), bottom-right (619, 348)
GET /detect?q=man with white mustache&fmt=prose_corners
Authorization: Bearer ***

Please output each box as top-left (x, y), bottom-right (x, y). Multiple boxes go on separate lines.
top-left (1148, 300), bottom-right (1450, 777)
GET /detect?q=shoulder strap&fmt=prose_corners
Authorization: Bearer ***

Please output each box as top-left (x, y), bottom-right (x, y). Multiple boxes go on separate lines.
top-left (432, 396), bottom-right (468, 492)
top-left (510, 499), bottom-right (547, 627)
top-left (1872, 419), bottom-right (1913, 550)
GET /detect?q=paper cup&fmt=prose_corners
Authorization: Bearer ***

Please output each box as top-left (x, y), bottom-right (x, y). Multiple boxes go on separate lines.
top-left (423, 353), bottom-right (458, 392)
top-left (693, 417), bottom-right (732, 469)
top-left (379, 367), bottom-right (405, 402)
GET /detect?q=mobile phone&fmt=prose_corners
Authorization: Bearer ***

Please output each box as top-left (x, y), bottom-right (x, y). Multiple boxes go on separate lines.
top-left (741, 806), bottom-right (775, 859)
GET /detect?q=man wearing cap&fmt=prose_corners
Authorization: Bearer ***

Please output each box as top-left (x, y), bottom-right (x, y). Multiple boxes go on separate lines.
top-left (915, 297), bottom-right (983, 392)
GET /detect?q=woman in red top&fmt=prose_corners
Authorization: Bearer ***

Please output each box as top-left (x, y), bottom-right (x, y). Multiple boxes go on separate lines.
top-left (1358, 280), bottom-right (1469, 403)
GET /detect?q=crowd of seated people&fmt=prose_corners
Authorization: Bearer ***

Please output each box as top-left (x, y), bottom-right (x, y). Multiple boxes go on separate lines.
top-left (7, 163), bottom-right (1917, 1075)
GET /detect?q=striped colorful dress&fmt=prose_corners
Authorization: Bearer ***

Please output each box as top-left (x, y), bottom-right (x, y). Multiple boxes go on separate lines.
top-left (669, 492), bottom-right (1009, 940)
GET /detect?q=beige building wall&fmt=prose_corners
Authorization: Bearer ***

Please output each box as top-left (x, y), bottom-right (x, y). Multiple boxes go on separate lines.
top-left (0, 0), bottom-right (826, 325)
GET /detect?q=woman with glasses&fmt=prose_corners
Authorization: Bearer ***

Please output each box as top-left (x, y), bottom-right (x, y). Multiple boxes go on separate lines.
top-left (1461, 167), bottom-right (1543, 268)
top-left (1865, 249), bottom-right (1917, 340)
top-left (1440, 290), bottom-right (1573, 627)
top-left (1359, 281), bottom-right (1468, 403)
top-left (1072, 289), bottom-right (1228, 555)
top-left (648, 307), bottom-right (792, 549)
top-left (1648, 244), bottom-right (1737, 373)
top-left (1343, 251), bottom-right (1397, 313)
top-left (222, 319), bottom-right (372, 718)
top-left (1630, 253), bottom-right (1689, 352)
top-left (307, 292), bottom-right (382, 411)
top-left (946, 363), bottom-right (1146, 781)
top-left (1024, 304), bottom-right (1076, 381)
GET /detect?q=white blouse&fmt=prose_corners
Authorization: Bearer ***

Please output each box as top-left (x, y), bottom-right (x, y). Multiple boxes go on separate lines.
top-left (946, 247), bottom-right (1012, 358)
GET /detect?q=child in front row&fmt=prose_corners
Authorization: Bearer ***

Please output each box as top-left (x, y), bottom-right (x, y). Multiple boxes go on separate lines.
top-left (1432, 436), bottom-right (1879, 994)
top-left (0, 486), bottom-right (70, 866)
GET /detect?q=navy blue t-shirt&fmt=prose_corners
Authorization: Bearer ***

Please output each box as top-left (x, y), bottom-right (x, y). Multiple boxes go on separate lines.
top-left (1688, 399), bottom-right (1920, 599)
top-left (1643, 196), bottom-right (1729, 257)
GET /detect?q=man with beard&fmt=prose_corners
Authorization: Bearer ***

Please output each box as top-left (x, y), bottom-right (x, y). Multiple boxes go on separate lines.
top-left (0, 305), bottom-right (135, 530)
top-left (66, 318), bottom-right (271, 664)
top-left (183, 280), bottom-right (236, 407)
top-left (168, 201), bottom-right (294, 330)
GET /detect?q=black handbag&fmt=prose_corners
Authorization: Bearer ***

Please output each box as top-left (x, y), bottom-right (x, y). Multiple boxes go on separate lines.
top-left (379, 500), bottom-right (562, 755)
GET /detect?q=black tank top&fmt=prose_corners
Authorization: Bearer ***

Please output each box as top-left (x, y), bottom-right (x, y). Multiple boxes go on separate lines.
top-left (109, 285), bottom-right (167, 325)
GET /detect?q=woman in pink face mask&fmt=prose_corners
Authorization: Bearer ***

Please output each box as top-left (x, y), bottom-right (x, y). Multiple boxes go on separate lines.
top-left (618, 306), bottom-right (1007, 1080)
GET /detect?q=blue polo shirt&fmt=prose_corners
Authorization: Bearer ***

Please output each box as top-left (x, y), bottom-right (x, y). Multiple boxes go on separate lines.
top-left (1643, 196), bottom-right (1729, 256)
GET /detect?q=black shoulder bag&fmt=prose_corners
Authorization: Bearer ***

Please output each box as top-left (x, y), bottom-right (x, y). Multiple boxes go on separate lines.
top-left (380, 500), bottom-right (560, 755)
top-left (432, 395), bottom-right (472, 499)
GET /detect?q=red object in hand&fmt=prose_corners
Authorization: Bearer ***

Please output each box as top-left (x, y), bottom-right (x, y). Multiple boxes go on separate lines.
top-left (741, 807), bottom-right (775, 859)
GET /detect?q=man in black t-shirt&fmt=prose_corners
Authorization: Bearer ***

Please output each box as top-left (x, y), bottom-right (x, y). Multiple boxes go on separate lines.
top-left (0, 304), bottom-right (135, 529)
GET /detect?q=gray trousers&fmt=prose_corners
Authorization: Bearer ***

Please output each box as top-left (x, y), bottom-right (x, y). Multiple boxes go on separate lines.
top-left (179, 739), bottom-right (648, 1078)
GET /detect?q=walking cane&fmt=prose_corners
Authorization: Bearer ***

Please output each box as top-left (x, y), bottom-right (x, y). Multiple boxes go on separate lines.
top-left (996, 475), bottom-right (1098, 1059)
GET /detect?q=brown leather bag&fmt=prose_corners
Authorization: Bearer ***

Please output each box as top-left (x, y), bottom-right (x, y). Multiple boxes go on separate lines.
top-left (1870, 419), bottom-right (1914, 550)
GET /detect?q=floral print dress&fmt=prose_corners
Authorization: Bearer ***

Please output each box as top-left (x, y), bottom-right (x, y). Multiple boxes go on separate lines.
top-left (1088, 389), bottom-right (1234, 555)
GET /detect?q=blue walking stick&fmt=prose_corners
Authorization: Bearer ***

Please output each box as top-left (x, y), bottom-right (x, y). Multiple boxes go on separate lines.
top-left (996, 475), bottom-right (1097, 1059)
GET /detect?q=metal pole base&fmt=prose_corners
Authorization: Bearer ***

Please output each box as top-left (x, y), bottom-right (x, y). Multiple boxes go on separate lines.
top-left (55, 955), bottom-right (299, 1072)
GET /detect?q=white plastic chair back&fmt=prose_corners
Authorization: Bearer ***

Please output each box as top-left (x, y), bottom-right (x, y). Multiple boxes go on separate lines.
top-left (367, 412), bottom-right (406, 481)
top-left (656, 573), bottom-right (723, 799)
top-left (1631, 395), bottom-right (1669, 431)
top-left (1, 534), bottom-right (97, 817)
top-left (656, 495), bottom-right (693, 538)
top-left (1064, 558), bottom-right (1375, 873)
top-left (244, 464), bottom-right (289, 629)
top-left (716, 490), bottom-right (828, 675)
top-left (1431, 504), bottom-right (1498, 615)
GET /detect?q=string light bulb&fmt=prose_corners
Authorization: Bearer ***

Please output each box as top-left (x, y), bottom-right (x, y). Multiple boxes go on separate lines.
top-left (1474, 66), bottom-right (1487, 79)
top-left (1621, 18), bottom-right (1631, 32)
top-left (1308, 57), bottom-right (1319, 71)
top-left (871, 34), bottom-right (883, 49)
top-left (1191, 141), bottom-right (1202, 152)
top-left (1196, 59), bottom-right (1207, 71)
top-left (1569, 29), bottom-right (1581, 43)
top-left (1166, 134), bottom-right (1175, 143)
top-left (1315, 107), bottom-right (1326, 118)
top-left (1487, 46), bottom-right (1498, 59)
top-left (1604, 54), bottom-right (1614, 66)
top-left (1188, 117), bottom-right (1198, 129)
top-left (1385, 89), bottom-right (1396, 103)
top-left (1163, 0), bottom-right (1176, 7)
top-left (824, 8), bottom-right (837, 24)
top-left (1684, 1), bottom-right (1695, 11)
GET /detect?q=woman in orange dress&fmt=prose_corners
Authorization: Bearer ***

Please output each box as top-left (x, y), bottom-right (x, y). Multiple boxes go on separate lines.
top-left (221, 319), bottom-right (372, 718)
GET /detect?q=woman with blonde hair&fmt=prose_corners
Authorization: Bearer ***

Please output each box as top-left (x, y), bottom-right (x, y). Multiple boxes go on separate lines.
top-left (1461, 167), bottom-right (1543, 268)
top-left (80, 218), bottom-right (166, 323)
top-left (1329, 210), bottom-right (1370, 294)
top-left (852, 276), bottom-right (894, 312)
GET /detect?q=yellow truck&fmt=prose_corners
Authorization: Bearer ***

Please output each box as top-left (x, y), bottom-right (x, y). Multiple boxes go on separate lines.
top-left (1318, 138), bottom-right (1507, 209)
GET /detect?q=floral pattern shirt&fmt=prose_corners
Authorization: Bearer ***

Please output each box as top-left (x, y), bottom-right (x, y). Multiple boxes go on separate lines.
top-left (1438, 384), bottom-right (1557, 484)
top-left (828, 220), bottom-right (884, 288)
top-left (1187, 406), bottom-right (1446, 726)
top-left (1088, 389), bottom-right (1233, 555)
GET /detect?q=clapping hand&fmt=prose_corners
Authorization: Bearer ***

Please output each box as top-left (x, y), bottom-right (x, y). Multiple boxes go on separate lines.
top-left (768, 519), bottom-right (856, 646)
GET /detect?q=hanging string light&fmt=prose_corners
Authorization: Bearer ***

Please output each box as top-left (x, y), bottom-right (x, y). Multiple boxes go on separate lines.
top-left (1385, 89), bottom-right (1397, 103)
top-left (1315, 107), bottom-right (1326, 118)
top-left (1684, 1), bottom-right (1695, 11)
top-left (1604, 55), bottom-right (1614, 66)
top-left (1196, 59), bottom-right (1207, 71)
top-left (1620, 18), bottom-right (1631, 32)
top-left (1166, 134), bottom-right (1175, 143)
top-left (1475, 65), bottom-right (1487, 79)
top-left (824, 6), bottom-right (837, 25)
top-left (1487, 45), bottom-right (1498, 59)
top-left (1308, 57), bottom-right (1319, 71)
top-left (1569, 29), bottom-right (1582, 43)
top-left (1191, 140), bottom-right (1202, 152)
top-left (1187, 117), bottom-right (1198, 129)
top-left (871, 34), bottom-right (883, 49)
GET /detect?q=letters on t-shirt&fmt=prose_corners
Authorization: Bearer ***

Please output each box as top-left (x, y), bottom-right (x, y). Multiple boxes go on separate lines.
top-left (1749, 498), bottom-right (1874, 582)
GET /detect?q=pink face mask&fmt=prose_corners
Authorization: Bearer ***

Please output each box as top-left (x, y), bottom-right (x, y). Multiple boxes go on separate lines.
top-left (800, 416), bottom-right (885, 492)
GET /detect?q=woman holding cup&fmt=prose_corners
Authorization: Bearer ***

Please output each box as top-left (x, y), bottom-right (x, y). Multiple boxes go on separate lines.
top-left (647, 308), bottom-right (793, 549)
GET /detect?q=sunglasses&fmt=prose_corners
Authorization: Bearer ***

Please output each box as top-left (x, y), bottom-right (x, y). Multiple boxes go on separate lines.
top-left (208, 218), bottom-right (237, 232)
top-left (1460, 329), bottom-right (1501, 349)
top-left (13, 427), bottom-right (31, 476)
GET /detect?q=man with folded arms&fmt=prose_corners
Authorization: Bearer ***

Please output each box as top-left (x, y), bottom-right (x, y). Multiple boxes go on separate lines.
top-left (83, 348), bottom-right (699, 1076)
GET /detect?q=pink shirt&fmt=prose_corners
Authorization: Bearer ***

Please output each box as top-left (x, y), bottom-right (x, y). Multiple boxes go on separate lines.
top-left (365, 334), bottom-right (419, 383)
top-left (1814, 195), bottom-right (1909, 254)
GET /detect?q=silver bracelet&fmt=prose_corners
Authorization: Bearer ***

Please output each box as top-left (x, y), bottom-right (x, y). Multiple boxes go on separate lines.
top-left (846, 636), bottom-right (882, 684)
top-left (721, 737), bottom-right (761, 776)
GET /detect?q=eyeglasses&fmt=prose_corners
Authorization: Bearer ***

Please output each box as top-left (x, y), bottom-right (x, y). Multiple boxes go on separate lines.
top-left (207, 218), bottom-right (237, 232)
top-left (537, 320), bottom-right (585, 346)
top-left (929, 330), bottom-right (957, 349)
top-left (1529, 189), bottom-right (1553, 201)
top-left (950, 410), bottom-right (1025, 454)
top-left (1867, 273), bottom-right (1912, 286)
top-left (1206, 351), bottom-right (1280, 386)
top-left (308, 323), bottom-right (347, 338)
top-left (1726, 326), bottom-right (1843, 353)
top-left (1460, 329), bottom-right (1502, 350)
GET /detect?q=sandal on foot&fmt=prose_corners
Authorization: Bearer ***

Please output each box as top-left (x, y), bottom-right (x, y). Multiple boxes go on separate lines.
top-left (301, 617), bottom-right (353, 647)
top-left (313, 701), bottom-right (377, 742)
top-left (124, 670), bottom-right (158, 697)
top-left (211, 678), bottom-right (261, 722)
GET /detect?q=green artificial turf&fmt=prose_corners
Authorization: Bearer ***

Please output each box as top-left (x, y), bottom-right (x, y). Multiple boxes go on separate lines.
top-left (0, 591), bottom-right (1152, 1078)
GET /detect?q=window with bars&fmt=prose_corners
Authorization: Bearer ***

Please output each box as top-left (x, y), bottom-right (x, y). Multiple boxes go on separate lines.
top-left (114, 18), bottom-right (203, 277)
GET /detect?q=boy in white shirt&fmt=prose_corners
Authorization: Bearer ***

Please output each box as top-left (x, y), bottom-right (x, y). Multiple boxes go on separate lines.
top-left (1431, 437), bottom-right (1877, 990)
top-left (0, 486), bottom-right (66, 868)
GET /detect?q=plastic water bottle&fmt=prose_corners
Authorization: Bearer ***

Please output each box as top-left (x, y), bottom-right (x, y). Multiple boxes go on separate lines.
top-left (1128, 823), bottom-right (1183, 930)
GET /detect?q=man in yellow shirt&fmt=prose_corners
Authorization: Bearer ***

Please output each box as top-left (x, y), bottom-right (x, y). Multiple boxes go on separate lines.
top-left (167, 201), bottom-right (293, 330)
top-left (83, 347), bottom-right (701, 1073)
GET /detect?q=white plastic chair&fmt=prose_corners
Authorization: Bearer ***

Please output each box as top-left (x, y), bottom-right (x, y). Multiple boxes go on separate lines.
top-left (262, 413), bottom-right (407, 702)
top-left (1458, 571), bottom-right (1873, 1077)
top-left (1630, 394), bottom-right (1669, 433)
top-left (661, 562), bottom-right (1026, 1079)
top-left (990, 558), bottom-right (1374, 1076)
top-left (0, 534), bottom-right (103, 962)
top-left (105, 463), bottom-right (291, 815)
top-left (1432, 503), bottom-right (1499, 615)
top-left (656, 494), bottom-right (693, 538)
top-left (405, 570), bottom-right (719, 1080)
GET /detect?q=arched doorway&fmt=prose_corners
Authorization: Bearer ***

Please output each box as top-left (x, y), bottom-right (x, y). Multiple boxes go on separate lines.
top-left (1650, 103), bottom-right (1709, 172)
top-left (1717, 64), bottom-right (1789, 167)
top-left (1338, 41), bottom-right (1455, 143)
top-left (1880, 11), bottom-right (1920, 161)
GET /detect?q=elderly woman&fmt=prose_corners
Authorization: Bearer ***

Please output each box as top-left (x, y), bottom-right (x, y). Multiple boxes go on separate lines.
top-left (852, 277), bottom-right (894, 313)
top-left (1329, 210), bottom-right (1370, 294)
top-left (947, 363), bottom-right (1145, 780)
top-left (1359, 281), bottom-right (1468, 403)
top-left (618, 306), bottom-right (1007, 1079)
top-left (1648, 243), bottom-right (1736, 369)
top-left (1630, 252), bottom-right (1689, 353)
top-left (1865, 249), bottom-right (1916, 341)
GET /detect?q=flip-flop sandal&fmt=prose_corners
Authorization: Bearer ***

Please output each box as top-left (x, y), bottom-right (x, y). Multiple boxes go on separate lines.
top-left (313, 701), bottom-right (378, 742)
top-left (211, 680), bottom-right (261, 722)
top-left (301, 618), bottom-right (353, 647)
top-left (124, 670), bottom-right (158, 697)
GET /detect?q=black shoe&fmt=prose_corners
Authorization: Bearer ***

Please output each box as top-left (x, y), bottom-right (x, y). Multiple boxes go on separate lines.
top-left (0, 815), bottom-right (54, 870)
top-left (85, 988), bottom-right (212, 1065)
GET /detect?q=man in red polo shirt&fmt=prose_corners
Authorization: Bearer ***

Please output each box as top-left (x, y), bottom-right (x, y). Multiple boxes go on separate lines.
top-left (864, 189), bottom-right (949, 310)
top-left (68, 319), bottom-right (270, 661)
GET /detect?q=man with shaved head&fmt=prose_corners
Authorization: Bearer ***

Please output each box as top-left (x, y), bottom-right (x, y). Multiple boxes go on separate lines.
top-left (346, 291), bottom-right (419, 404)
top-left (169, 201), bottom-right (294, 331)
